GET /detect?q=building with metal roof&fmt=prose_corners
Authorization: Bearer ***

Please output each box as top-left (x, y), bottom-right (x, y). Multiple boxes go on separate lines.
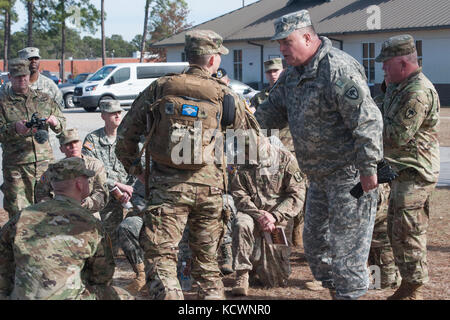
top-left (154, 0), bottom-right (450, 103)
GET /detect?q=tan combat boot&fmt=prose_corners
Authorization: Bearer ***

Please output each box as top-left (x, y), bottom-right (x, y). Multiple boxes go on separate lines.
top-left (304, 280), bottom-right (325, 291)
top-left (126, 262), bottom-right (148, 296)
top-left (292, 221), bottom-right (303, 248)
top-left (232, 270), bottom-right (249, 296)
top-left (219, 243), bottom-right (234, 275)
top-left (198, 287), bottom-right (225, 300)
top-left (387, 280), bottom-right (423, 300)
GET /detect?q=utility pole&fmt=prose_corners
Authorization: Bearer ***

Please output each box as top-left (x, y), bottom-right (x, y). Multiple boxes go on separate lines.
top-left (242, 0), bottom-right (245, 7)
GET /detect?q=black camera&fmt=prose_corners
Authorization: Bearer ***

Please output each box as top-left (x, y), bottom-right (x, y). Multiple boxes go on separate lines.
top-left (25, 112), bottom-right (49, 144)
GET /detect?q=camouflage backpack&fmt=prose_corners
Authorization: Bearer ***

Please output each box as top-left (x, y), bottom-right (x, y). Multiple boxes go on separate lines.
top-left (148, 73), bottom-right (225, 170)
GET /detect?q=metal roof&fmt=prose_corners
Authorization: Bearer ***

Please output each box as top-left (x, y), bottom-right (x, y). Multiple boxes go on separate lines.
top-left (153, 0), bottom-right (450, 47)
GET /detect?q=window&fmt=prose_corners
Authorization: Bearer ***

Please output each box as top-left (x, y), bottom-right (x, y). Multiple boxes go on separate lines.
top-left (416, 40), bottom-right (423, 67)
top-left (362, 43), bottom-right (375, 84)
top-left (233, 49), bottom-right (243, 81)
top-left (110, 67), bottom-right (130, 84)
top-left (137, 65), bottom-right (187, 79)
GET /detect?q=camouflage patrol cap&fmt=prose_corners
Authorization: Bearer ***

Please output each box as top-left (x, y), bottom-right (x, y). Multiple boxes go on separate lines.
top-left (376, 34), bottom-right (416, 62)
top-left (8, 58), bottom-right (31, 77)
top-left (48, 157), bottom-right (95, 183)
top-left (264, 58), bottom-right (283, 72)
top-left (99, 100), bottom-right (124, 113)
top-left (18, 47), bottom-right (41, 59)
top-left (272, 10), bottom-right (312, 41)
top-left (58, 128), bottom-right (81, 145)
top-left (185, 30), bottom-right (229, 56)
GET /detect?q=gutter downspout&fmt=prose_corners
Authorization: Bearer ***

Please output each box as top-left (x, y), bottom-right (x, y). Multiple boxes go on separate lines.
top-left (248, 41), bottom-right (264, 90)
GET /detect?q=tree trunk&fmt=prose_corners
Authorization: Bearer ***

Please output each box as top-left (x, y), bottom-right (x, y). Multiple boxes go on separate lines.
top-left (3, 9), bottom-right (9, 71)
top-left (27, 0), bottom-right (34, 47)
top-left (140, 0), bottom-right (151, 63)
top-left (60, 1), bottom-right (65, 83)
top-left (101, 0), bottom-right (106, 66)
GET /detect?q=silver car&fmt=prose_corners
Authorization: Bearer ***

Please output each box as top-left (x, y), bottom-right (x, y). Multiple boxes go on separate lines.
top-left (229, 79), bottom-right (259, 101)
top-left (58, 73), bottom-right (92, 108)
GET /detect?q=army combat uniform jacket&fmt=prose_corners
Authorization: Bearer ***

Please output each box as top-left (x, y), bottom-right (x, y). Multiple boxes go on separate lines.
top-left (382, 68), bottom-right (440, 183)
top-left (0, 86), bottom-right (66, 166)
top-left (0, 195), bottom-right (116, 300)
top-left (35, 155), bottom-right (109, 213)
top-left (255, 36), bottom-right (383, 179)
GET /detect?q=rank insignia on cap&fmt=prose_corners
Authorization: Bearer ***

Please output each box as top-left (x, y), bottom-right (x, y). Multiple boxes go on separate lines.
top-left (83, 141), bottom-right (94, 151)
top-left (345, 86), bottom-right (359, 100)
top-left (405, 107), bottom-right (417, 119)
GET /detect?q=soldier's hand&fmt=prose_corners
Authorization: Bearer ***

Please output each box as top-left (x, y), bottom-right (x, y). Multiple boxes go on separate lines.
top-left (46, 115), bottom-right (58, 127)
top-left (257, 210), bottom-right (277, 232)
top-left (360, 174), bottom-right (378, 193)
top-left (115, 182), bottom-right (134, 199)
top-left (15, 120), bottom-right (30, 135)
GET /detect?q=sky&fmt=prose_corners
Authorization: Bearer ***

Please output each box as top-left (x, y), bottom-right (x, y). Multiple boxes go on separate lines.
top-left (12, 0), bottom-right (260, 42)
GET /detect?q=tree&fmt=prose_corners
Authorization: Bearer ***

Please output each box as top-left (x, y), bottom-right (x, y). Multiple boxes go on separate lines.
top-left (101, 0), bottom-right (105, 66)
top-left (140, 0), bottom-right (151, 62)
top-left (21, 0), bottom-right (34, 46)
top-left (147, 0), bottom-right (191, 60)
top-left (0, 0), bottom-right (16, 70)
top-left (34, 0), bottom-right (100, 81)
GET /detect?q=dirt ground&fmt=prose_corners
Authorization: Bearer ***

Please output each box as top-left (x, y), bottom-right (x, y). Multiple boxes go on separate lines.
top-left (109, 186), bottom-right (450, 300)
top-left (439, 107), bottom-right (450, 146)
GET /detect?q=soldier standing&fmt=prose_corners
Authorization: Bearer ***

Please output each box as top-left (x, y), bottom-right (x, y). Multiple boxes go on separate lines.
top-left (0, 157), bottom-right (130, 300)
top-left (254, 10), bottom-right (383, 300)
top-left (0, 59), bottom-right (66, 219)
top-left (82, 100), bottom-right (134, 255)
top-left (231, 136), bottom-right (306, 296)
top-left (376, 35), bottom-right (440, 300)
top-left (1, 47), bottom-right (65, 110)
top-left (35, 128), bottom-right (109, 214)
top-left (116, 30), bottom-right (257, 300)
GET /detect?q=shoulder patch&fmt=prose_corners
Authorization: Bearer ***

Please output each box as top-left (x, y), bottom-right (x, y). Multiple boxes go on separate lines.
top-left (345, 86), bottom-right (359, 100)
top-left (335, 77), bottom-right (364, 106)
top-left (83, 141), bottom-right (94, 151)
top-left (294, 171), bottom-right (303, 183)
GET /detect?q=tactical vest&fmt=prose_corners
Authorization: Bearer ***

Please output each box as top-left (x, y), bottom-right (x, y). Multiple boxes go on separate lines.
top-left (148, 73), bottom-right (224, 170)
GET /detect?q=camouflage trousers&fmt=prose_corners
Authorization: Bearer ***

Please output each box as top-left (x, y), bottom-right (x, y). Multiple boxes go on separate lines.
top-left (140, 183), bottom-right (225, 300)
top-left (221, 194), bottom-right (236, 246)
top-left (232, 211), bottom-right (291, 287)
top-left (387, 168), bottom-right (436, 285)
top-left (1, 161), bottom-right (49, 219)
top-left (117, 215), bottom-right (192, 273)
top-left (303, 166), bottom-right (377, 300)
top-left (368, 183), bottom-right (401, 289)
top-left (100, 199), bottom-right (125, 255)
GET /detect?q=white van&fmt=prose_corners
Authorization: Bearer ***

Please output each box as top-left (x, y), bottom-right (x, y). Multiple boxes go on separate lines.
top-left (73, 62), bottom-right (189, 112)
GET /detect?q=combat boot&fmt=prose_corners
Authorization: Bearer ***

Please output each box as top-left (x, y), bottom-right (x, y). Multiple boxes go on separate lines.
top-left (197, 286), bottom-right (225, 300)
top-left (232, 270), bottom-right (249, 296)
top-left (304, 280), bottom-right (325, 291)
top-left (387, 280), bottom-right (423, 300)
top-left (292, 221), bottom-right (303, 247)
top-left (219, 243), bottom-right (233, 275)
top-left (125, 262), bottom-right (148, 296)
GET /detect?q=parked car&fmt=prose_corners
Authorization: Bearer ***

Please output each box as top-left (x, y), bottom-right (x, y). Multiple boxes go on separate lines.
top-left (229, 79), bottom-right (259, 101)
top-left (73, 62), bottom-right (189, 112)
top-left (58, 73), bottom-right (92, 108)
top-left (0, 72), bottom-right (9, 86)
top-left (41, 70), bottom-right (61, 85)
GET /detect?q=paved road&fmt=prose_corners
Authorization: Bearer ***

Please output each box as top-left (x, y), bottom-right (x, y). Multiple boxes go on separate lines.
top-left (0, 107), bottom-right (449, 205)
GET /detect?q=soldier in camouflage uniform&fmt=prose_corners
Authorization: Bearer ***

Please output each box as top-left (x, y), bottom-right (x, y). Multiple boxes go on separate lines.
top-left (231, 136), bottom-right (306, 296)
top-left (35, 128), bottom-right (109, 213)
top-left (116, 30), bottom-right (258, 300)
top-left (0, 59), bottom-right (66, 219)
top-left (254, 10), bottom-right (383, 300)
top-left (82, 100), bottom-right (134, 255)
top-left (376, 35), bottom-right (440, 300)
top-left (0, 157), bottom-right (130, 300)
top-left (368, 79), bottom-right (401, 290)
top-left (1, 47), bottom-right (64, 110)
